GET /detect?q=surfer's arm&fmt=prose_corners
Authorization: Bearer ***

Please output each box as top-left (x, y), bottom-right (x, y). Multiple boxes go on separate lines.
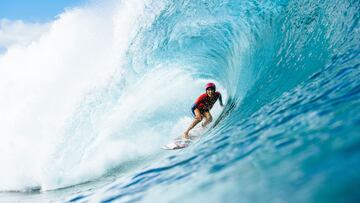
top-left (218, 93), bottom-right (224, 107)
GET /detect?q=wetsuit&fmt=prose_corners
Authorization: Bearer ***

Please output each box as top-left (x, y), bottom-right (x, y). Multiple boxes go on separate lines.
top-left (191, 92), bottom-right (222, 116)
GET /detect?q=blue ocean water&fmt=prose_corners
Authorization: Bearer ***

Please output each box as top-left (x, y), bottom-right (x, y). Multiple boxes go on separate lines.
top-left (61, 0), bottom-right (359, 202)
top-left (0, 0), bottom-right (359, 202)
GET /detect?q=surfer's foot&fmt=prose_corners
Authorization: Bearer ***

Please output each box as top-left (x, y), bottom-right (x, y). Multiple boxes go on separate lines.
top-left (183, 133), bottom-right (190, 140)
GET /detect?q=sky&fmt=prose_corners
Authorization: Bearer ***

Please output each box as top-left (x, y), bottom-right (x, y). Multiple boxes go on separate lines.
top-left (0, 0), bottom-right (87, 21)
top-left (0, 0), bottom-right (87, 53)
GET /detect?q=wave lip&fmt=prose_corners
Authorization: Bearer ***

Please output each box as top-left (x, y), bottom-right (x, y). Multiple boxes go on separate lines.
top-left (1, 0), bottom-right (360, 202)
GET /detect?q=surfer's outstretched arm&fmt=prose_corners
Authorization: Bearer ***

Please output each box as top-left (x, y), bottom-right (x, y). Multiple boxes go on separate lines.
top-left (219, 93), bottom-right (224, 107)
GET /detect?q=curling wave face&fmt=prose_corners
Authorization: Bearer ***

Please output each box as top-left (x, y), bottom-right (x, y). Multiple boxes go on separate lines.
top-left (0, 0), bottom-right (359, 202)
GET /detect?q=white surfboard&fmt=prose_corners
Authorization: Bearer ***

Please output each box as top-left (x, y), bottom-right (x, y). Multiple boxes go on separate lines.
top-left (162, 140), bottom-right (190, 150)
top-left (162, 135), bottom-right (199, 150)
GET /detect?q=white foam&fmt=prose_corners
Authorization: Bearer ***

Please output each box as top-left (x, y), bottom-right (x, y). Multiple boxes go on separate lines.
top-left (0, 0), bottom-right (226, 191)
top-left (0, 0), bottom-right (157, 191)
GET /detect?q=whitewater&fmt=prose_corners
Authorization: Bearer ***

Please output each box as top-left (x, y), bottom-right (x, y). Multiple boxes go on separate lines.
top-left (0, 0), bottom-right (359, 202)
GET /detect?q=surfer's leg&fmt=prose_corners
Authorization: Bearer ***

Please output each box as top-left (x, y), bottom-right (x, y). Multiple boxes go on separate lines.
top-left (183, 109), bottom-right (202, 139)
top-left (202, 111), bottom-right (212, 127)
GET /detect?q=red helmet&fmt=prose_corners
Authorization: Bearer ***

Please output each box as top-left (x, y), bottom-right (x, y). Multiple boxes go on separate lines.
top-left (205, 82), bottom-right (216, 91)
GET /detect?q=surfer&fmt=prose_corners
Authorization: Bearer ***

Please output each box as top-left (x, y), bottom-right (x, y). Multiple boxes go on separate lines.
top-left (183, 82), bottom-right (223, 139)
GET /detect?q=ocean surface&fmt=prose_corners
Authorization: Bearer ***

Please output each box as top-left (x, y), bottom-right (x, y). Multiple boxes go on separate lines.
top-left (0, 0), bottom-right (359, 202)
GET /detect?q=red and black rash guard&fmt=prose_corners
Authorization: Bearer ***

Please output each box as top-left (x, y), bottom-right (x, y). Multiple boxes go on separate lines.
top-left (191, 92), bottom-right (222, 114)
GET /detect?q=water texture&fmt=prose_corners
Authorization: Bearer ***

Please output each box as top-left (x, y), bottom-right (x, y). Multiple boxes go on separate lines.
top-left (0, 0), bottom-right (359, 202)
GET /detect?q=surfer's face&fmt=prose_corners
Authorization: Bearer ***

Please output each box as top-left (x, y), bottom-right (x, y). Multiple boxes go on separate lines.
top-left (206, 88), bottom-right (215, 97)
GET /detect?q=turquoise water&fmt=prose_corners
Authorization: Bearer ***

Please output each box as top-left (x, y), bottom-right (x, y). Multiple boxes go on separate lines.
top-left (66, 0), bottom-right (359, 202)
top-left (0, 0), bottom-right (359, 202)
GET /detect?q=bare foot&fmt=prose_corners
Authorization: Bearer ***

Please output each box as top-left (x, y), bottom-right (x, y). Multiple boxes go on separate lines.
top-left (183, 132), bottom-right (190, 140)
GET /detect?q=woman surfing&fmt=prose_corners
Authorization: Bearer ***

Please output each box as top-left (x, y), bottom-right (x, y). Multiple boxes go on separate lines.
top-left (183, 82), bottom-right (224, 139)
